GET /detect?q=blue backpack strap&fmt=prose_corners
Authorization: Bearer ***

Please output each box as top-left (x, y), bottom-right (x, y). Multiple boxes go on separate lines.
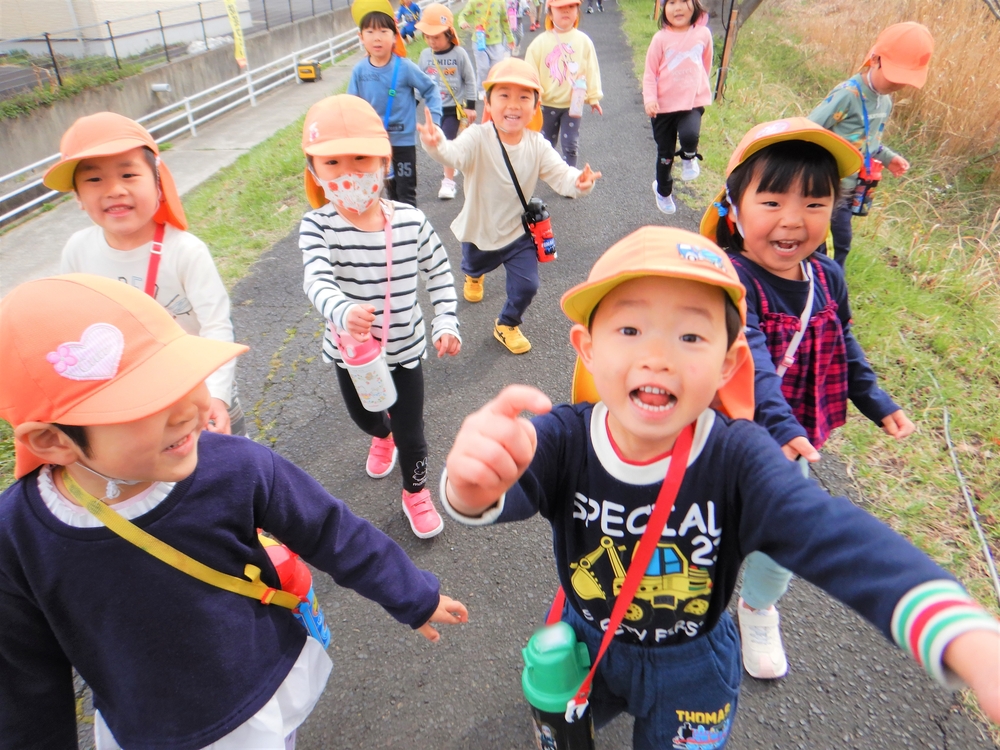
top-left (848, 78), bottom-right (872, 173)
top-left (383, 55), bottom-right (402, 131)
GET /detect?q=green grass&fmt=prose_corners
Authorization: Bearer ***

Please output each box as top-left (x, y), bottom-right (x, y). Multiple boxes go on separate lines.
top-left (619, 0), bottom-right (1000, 610)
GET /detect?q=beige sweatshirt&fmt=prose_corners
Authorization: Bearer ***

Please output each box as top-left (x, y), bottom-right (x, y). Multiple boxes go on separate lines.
top-left (422, 122), bottom-right (591, 250)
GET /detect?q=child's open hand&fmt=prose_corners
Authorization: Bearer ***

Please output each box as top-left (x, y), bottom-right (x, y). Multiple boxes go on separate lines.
top-left (644, 101), bottom-right (658, 118)
top-left (881, 410), bottom-right (915, 439)
top-left (781, 436), bottom-right (819, 463)
top-left (416, 595), bottom-right (469, 642)
top-left (345, 304), bottom-right (376, 340)
top-left (943, 628), bottom-right (1000, 723)
top-left (576, 164), bottom-right (601, 191)
top-left (205, 398), bottom-right (232, 434)
top-left (434, 333), bottom-right (461, 358)
top-left (416, 107), bottom-right (442, 149)
top-left (590, 103), bottom-right (603, 115)
top-left (887, 155), bottom-right (910, 177)
top-left (445, 385), bottom-right (552, 515)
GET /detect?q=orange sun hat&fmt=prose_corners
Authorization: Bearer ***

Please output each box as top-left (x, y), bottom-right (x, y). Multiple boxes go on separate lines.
top-left (414, 3), bottom-right (460, 45)
top-left (866, 22), bottom-right (934, 89)
top-left (561, 226), bottom-right (754, 420)
top-left (43, 112), bottom-right (187, 231)
top-left (301, 95), bottom-right (391, 209)
top-left (0, 274), bottom-right (247, 479)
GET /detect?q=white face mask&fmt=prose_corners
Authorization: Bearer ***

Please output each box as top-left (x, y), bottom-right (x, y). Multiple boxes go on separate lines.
top-left (318, 170), bottom-right (383, 214)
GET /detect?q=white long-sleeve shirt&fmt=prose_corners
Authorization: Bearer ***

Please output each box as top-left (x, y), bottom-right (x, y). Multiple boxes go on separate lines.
top-left (60, 225), bottom-right (237, 404)
top-left (300, 200), bottom-right (460, 368)
top-left (422, 123), bottom-right (590, 250)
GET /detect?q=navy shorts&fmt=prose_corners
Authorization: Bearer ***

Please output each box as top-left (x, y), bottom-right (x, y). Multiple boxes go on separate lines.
top-left (563, 604), bottom-right (742, 750)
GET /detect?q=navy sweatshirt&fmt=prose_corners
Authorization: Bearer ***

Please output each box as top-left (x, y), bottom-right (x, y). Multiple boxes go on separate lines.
top-left (498, 403), bottom-right (949, 647)
top-left (735, 252), bottom-right (898, 448)
top-left (0, 433), bottom-right (440, 749)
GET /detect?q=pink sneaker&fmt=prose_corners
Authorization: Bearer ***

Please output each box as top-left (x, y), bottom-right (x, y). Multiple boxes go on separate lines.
top-left (366, 434), bottom-right (397, 478)
top-left (401, 488), bottom-right (444, 538)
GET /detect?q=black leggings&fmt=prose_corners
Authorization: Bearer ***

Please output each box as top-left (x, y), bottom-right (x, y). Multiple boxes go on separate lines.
top-left (334, 361), bottom-right (428, 493)
top-left (386, 145), bottom-right (418, 207)
top-left (652, 107), bottom-right (703, 197)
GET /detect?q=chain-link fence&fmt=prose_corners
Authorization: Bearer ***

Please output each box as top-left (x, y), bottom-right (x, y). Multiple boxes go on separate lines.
top-left (0, 0), bottom-right (350, 101)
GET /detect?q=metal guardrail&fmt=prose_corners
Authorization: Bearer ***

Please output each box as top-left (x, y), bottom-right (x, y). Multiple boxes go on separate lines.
top-left (0, 27), bottom-right (363, 225)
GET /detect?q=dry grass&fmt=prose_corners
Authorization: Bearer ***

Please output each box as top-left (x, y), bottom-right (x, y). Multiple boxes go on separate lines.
top-left (788, 0), bottom-right (1000, 184)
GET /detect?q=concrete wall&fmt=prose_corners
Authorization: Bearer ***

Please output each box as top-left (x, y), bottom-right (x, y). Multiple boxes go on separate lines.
top-left (0, 6), bottom-right (356, 177)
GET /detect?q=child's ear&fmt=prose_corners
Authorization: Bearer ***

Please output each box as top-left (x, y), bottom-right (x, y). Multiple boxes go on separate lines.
top-left (14, 423), bottom-right (84, 467)
top-left (569, 323), bottom-right (595, 371)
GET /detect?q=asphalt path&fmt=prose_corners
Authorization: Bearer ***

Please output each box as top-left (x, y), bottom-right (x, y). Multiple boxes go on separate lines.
top-left (228, 6), bottom-right (994, 748)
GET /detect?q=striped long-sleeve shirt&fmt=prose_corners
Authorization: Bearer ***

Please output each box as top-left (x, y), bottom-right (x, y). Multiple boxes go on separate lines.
top-left (301, 200), bottom-right (460, 368)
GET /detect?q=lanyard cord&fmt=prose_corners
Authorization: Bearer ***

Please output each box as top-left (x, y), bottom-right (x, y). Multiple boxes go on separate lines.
top-left (848, 78), bottom-right (872, 172)
top-left (143, 223), bottom-right (166, 298)
top-left (383, 56), bottom-right (402, 131)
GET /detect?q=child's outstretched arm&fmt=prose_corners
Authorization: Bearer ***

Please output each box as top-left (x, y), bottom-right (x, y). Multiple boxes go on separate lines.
top-left (445, 385), bottom-right (552, 516)
top-left (416, 595), bottom-right (469, 642)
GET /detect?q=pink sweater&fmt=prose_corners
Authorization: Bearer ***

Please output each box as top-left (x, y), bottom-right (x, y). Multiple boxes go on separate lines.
top-left (642, 26), bottom-right (713, 113)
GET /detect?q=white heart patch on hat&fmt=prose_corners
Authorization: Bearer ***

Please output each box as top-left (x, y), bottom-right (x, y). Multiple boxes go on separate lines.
top-left (46, 323), bottom-right (125, 381)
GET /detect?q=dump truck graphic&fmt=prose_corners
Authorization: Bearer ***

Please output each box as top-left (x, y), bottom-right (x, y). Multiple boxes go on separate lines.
top-left (570, 536), bottom-right (711, 623)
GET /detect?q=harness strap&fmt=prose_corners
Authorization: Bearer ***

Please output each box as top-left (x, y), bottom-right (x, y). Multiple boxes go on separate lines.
top-left (61, 469), bottom-right (302, 610)
top-left (143, 223), bottom-right (166, 298)
top-left (849, 78), bottom-right (872, 173)
top-left (563, 422), bottom-right (695, 722)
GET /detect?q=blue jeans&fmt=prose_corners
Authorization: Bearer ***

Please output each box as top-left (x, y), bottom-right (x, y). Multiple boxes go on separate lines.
top-left (563, 604), bottom-right (741, 750)
top-left (462, 234), bottom-right (539, 326)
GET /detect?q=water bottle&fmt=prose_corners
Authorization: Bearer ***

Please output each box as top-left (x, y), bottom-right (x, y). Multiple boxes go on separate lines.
top-left (522, 622), bottom-right (596, 750)
top-left (568, 79), bottom-right (587, 118)
top-left (475, 24), bottom-right (487, 50)
top-left (850, 158), bottom-right (883, 216)
top-left (336, 329), bottom-right (397, 412)
top-left (259, 535), bottom-right (332, 649)
top-left (523, 197), bottom-right (556, 262)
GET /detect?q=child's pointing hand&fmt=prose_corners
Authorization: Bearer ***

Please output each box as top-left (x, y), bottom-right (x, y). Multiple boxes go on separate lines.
top-left (416, 595), bottom-right (469, 642)
top-left (445, 385), bottom-right (552, 516)
top-left (416, 106), bottom-right (441, 148)
top-left (576, 164), bottom-right (601, 191)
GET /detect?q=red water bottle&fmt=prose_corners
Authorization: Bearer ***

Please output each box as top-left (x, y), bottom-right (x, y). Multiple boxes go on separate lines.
top-left (851, 158), bottom-right (883, 216)
top-left (524, 197), bottom-right (556, 262)
top-left (259, 534), bottom-right (332, 648)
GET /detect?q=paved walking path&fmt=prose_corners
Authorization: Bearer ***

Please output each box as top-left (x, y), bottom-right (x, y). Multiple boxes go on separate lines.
top-left (0, 58), bottom-right (357, 297)
top-left (224, 7), bottom-right (994, 749)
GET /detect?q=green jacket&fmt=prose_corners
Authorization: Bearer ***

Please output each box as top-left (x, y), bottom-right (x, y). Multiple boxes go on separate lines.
top-left (456, 0), bottom-right (514, 46)
top-left (809, 73), bottom-right (900, 190)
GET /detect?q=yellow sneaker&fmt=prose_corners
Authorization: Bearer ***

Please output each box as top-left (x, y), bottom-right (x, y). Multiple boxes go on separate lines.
top-left (464, 274), bottom-right (484, 303)
top-left (493, 319), bottom-right (531, 354)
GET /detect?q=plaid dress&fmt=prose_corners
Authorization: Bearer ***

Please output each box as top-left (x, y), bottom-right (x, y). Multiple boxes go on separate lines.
top-left (734, 256), bottom-right (848, 448)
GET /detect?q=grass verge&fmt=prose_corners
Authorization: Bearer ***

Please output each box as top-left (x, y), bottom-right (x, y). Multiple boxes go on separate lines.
top-left (620, 0), bottom-right (999, 734)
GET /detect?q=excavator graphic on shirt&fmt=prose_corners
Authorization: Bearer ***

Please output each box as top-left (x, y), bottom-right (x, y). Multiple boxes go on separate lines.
top-left (569, 536), bottom-right (711, 625)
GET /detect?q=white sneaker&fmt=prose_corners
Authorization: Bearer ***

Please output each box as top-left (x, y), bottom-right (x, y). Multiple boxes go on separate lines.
top-left (737, 597), bottom-right (788, 679)
top-left (680, 158), bottom-right (701, 181)
top-left (652, 181), bottom-right (676, 215)
top-left (438, 178), bottom-right (457, 200)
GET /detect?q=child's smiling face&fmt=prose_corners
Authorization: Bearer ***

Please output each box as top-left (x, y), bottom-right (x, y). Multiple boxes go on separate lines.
top-left (736, 174), bottom-right (834, 280)
top-left (487, 83), bottom-right (537, 141)
top-left (74, 147), bottom-right (160, 250)
top-left (571, 276), bottom-right (739, 461)
top-left (663, 0), bottom-right (694, 28)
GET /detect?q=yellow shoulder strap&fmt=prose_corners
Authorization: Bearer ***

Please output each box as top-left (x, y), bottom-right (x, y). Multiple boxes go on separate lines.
top-left (61, 470), bottom-right (301, 610)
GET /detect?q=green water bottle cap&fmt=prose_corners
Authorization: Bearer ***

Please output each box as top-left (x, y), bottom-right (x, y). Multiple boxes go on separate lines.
top-left (522, 622), bottom-right (591, 713)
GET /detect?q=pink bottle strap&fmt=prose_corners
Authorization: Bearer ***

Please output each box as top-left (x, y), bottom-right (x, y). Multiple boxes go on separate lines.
top-left (380, 203), bottom-right (393, 352)
top-left (143, 223), bottom-right (166, 298)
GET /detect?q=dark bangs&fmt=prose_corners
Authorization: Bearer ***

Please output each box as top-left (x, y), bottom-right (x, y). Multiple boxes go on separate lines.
top-left (360, 11), bottom-right (397, 31)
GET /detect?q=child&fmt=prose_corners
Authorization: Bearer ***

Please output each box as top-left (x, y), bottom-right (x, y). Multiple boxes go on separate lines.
top-left (440, 225), bottom-right (1000, 748)
top-left (643, 0), bottom-right (712, 215)
top-left (416, 3), bottom-right (479, 200)
top-left (0, 274), bottom-right (467, 748)
top-left (529, 0), bottom-right (544, 32)
top-left (396, 0), bottom-right (421, 42)
top-left (809, 22), bottom-right (934, 267)
top-left (524, 0), bottom-right (603, 168)
top-left (456, 0), bottom-right (515, 95)
top-left (585, 0), bottom-right (603, 14)
top-left (417, 58), bottom-right (601, 355)
top-left (701, 117), bottom-right (916, 680)
top-left (300, 95), bottom-right (461, 539)
top-left (46, 112), bottom-right (246, 437)
top-left (348, 0), bottom-right (443, 208)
